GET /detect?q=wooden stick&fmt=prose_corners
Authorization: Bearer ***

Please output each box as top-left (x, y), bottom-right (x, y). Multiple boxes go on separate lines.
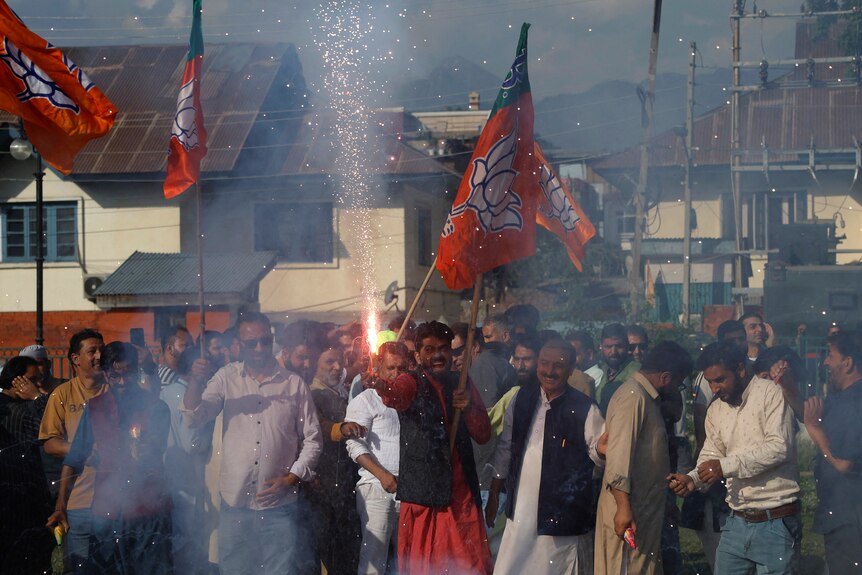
top-left (448, 273), bottom-right (483, 455)
top-left (396, 255), bottom-right (438, 341)
top-left (196, 181), bottom-right (206, 360)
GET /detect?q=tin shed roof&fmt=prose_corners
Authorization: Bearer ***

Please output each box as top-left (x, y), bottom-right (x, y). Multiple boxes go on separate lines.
top-left (94, 250), bottom-right (277, 296)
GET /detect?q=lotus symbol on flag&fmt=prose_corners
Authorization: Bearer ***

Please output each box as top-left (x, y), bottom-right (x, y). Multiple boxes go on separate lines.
top-left (59, 48), bottom-right (95, 91)
top-left (442, 125), bottom-right (523, 237)
top-left (171, 78), bottom-right (199, 152)
top-left (500, 49), bottom-right (527, 92)
top-left (538, 161), bottom-right (580, 232)
top-left (0, 38), bottom-right (80, 112)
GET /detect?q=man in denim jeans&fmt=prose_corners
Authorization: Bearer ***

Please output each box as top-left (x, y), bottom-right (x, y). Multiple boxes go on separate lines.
top-left (669, 341), bottom-right (801, 575)
top-left (42, 329), bottom-right (107, 572)
top-left (183, 312), bottom-right (323, 575)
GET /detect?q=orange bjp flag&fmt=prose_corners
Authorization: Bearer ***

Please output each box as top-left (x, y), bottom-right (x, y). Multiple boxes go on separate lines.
top-left (164, 0), bottom-right (207, 199)
top-left (436, 23), bottom-right (539, 291)
top-left (0, 1), bottom-right (116, 174)
top-left (534, 143), bottom-right (597, 271)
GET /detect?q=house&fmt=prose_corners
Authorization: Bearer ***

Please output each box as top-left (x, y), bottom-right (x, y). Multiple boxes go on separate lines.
top-left (0, 42), bottom-right (462, 352)
top-left (590, 19), bottom-right (862, 329)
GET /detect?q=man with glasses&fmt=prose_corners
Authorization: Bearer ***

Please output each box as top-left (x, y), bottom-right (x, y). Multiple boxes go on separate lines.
top-left (451, 322), bottom-right (481, 375)
top-left (626, 325), bottom-right (649, 363)
top-left (182, 312), bottom-right (322, 575)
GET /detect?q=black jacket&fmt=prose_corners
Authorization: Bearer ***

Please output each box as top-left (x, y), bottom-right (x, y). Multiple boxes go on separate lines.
top-left (396, 369), bottom-right (482, 509)
top-left (505, 384), bottom-right (596, 536)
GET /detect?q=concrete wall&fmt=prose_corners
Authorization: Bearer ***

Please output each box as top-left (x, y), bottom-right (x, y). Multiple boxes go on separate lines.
top-left (258, 204), bottom-right (409, 325)
top-left (646, 197), bottom-right (724, 239)
top-left (257, 182), bottom-right (464, 327)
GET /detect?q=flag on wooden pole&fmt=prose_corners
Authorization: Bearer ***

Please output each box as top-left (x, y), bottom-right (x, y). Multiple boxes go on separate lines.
top-left (164, 0), bottom-right (207, 199)
top-left (436, 23), bottom-right (539, 290)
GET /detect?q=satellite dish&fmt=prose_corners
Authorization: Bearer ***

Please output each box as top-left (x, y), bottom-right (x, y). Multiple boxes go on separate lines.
top-left (384, 281), bottom-right (399, 305)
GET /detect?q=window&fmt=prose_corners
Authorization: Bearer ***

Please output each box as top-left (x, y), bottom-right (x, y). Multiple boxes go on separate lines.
top-left (254, 202), bottom-right (333, 263)
top-left (2, 202), bottom-right (77, 262)
top-left (617, 209), bottom-right (636, 236)
top-left (416, 206), bottom-right (432, 266)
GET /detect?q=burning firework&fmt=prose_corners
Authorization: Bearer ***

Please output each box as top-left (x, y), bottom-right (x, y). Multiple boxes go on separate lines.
top-left (314, 1), bottom-right (386, 343)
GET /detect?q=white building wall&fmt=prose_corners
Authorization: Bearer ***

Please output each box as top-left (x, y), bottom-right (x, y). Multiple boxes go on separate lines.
top-left (258, 206), bottom-right (408, 323)
top-left (646, 198), bottom-right (723, 239)
top-left (0, 162), bottom-right (180, 312)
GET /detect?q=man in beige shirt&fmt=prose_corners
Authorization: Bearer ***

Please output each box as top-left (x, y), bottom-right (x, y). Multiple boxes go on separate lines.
top-left (668, 341), bottom-right (801, 575)
top-left (39, 328), bottom-right (107, 570)
top-left (595, 341), bottom-right (693, 575)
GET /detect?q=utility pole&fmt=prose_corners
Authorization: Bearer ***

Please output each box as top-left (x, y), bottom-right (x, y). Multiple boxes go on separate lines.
top-left (682, 42), bottom-right (696, 328)
top-left (731, 0), bottom-right (745, 318)
top-left (630, 0), bottom-right (663, 321)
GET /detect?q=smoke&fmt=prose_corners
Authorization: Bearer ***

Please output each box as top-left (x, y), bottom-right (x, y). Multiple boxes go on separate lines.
top-left (312, 1), bottom-right (399, 332)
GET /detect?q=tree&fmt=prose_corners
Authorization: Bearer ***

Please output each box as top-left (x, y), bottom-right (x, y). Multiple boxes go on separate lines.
top-left (485, 228), bottom-right (626, 323)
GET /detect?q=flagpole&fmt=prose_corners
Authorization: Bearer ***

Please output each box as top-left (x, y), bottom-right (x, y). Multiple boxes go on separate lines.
top-left (449, 273), bottom-right (483, 455)
top-left (34, 152), bottom-right (44, 345)
top-left (196, 181), bottom-right (206, 360)
top-left (396, 255), bottom-right (438, 342)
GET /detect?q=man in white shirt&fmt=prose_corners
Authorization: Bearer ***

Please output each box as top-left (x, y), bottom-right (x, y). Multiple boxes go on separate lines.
top-left (345, 341), bottom-right (410, 575)
top-left (487, 339), bottom-right (604, 575)
top-left (182, 312), bottom-right (323, 575)
top-left (669, 341), bottom-right (801, 575)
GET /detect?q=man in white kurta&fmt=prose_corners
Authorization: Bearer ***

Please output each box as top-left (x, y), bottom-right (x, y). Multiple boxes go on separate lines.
top-left (488, 340), bottom-right (605, 575)
top-left (344, 341), bottom-right (409, 575)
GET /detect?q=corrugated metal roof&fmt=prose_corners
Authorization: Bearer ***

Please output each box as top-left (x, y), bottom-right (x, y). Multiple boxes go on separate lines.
top-left (94, 250), bottom-right (277, 296)
top-left (1, 43), bottom-right (296, 174)
top-left (593, 83), bottom-right (862, 171)
top-left (593, 21), bottom-right (862, 172)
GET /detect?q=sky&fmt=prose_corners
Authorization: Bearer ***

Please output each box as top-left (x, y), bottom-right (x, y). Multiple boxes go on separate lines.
top-left (12, 0), bottom-right (804, 107)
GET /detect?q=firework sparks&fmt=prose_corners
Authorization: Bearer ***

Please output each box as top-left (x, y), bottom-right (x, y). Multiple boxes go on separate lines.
top-left (314, 1), bottom-right (385, 339)
top-left (367, 319), bottom-right (378, 372)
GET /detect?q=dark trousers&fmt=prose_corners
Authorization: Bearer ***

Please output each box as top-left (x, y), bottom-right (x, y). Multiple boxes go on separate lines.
top-left (824, 523), bottom-right (862, 575)
top-left (84, 513), bottom-right (173, 575)
top-left (310, 484), bottom-right (361, 575)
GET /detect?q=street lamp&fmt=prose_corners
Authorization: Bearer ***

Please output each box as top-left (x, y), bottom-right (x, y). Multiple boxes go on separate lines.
top-left (10, 131), bottom-right (45, 345)
top-left (9, 137), bottom-right (33, 160)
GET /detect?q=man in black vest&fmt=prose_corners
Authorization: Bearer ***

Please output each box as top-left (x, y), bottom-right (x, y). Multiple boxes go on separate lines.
top-left (376, 321), bottom-right (493, 575)
top-left (486, 338), bottom-right (605, 574)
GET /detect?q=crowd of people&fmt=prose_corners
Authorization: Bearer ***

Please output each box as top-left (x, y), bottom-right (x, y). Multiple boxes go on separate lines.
top-left (0, 305), bottom-right (860, 575)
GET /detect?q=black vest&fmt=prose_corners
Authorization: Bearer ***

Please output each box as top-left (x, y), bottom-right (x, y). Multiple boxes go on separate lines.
top-left (505, 384), bottom-right (596, 536)
top-left (396, 369), bottom-right (482, 509)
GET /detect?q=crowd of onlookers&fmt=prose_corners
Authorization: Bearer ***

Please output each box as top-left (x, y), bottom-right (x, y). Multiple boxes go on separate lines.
top-left (0, 306), bottom-right (859, 575)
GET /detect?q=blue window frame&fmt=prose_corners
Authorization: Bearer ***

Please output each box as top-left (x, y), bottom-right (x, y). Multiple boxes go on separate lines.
top-left (2, 202), bottom-right (77, 262)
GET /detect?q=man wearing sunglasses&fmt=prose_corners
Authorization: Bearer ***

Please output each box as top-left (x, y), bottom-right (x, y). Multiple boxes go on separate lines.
top-left (182, 312), bottom-right (323, 575)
